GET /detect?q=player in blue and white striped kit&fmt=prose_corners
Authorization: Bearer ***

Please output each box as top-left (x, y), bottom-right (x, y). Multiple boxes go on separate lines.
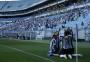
top-left (48, 32), bottom-right (60, 56)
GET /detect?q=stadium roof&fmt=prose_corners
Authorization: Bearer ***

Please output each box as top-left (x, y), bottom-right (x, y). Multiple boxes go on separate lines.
top-left (0, 0), bottom-right (87, 17)
top-left (0, 0), bottom-right (47, 11)
top-left (0, 0), bottom-right (68, 17)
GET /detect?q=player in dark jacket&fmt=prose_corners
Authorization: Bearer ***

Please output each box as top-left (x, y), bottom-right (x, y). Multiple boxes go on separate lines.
top-left (60, 28), bottom-right (74, 59)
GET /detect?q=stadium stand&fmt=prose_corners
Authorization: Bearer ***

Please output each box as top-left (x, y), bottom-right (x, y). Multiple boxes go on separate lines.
top-left (0, 0), bottom-right (90, 41)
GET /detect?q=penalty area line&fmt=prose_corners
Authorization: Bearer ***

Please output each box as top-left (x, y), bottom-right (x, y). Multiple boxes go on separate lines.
top-left (0, 45), bottom-right (55, 62)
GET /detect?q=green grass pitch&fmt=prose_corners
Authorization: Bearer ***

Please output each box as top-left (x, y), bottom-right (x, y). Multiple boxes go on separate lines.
top-left (0, 38), bottom-right (90, 62)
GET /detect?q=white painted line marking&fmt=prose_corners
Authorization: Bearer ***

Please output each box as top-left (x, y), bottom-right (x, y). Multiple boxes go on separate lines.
top-left (0, 45), bottom-right (55, 62)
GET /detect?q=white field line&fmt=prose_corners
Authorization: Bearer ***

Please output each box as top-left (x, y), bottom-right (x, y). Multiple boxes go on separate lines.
top-left (0, 45), bottom-right (55, 62)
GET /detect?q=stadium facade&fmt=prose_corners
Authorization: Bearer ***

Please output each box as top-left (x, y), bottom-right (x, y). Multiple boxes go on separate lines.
top-left (0, 0), bottom-right (90, 41)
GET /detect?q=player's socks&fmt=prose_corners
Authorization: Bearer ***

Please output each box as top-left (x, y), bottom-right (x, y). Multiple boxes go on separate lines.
top-left (60, 54), bottom-right (67, 59)
top-left (68, 54), bottom-right (72, 59)
top-left (64, 55), bottom-right (67, 59)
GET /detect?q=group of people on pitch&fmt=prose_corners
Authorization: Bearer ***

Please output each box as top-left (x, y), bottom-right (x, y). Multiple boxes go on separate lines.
top-left (48, 27), bottom-right (74, 59)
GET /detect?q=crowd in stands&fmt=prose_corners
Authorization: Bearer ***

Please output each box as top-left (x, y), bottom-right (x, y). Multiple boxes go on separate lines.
top-left (0, 6), bottom-right (89, 33)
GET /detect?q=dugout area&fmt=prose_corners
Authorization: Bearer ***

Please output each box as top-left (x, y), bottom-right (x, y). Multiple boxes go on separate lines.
top-left (0, 38), bottom-right (90, 62)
